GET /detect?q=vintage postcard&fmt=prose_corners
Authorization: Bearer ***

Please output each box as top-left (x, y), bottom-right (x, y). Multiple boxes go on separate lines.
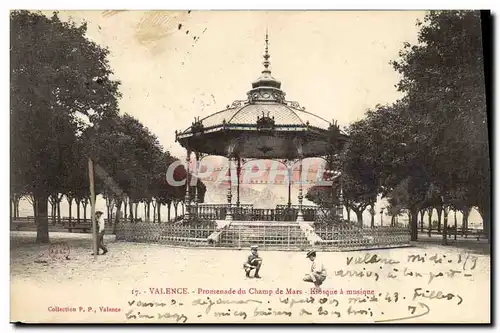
top-left (10, 10), bottom-right (491, 324)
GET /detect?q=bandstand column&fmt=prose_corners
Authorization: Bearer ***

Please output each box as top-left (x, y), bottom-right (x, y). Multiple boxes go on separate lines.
top-left (184, 149), bottom-right (191, 221)
top-left (296, 155), bottom-right (304, 222)
top-left (337, 176), bottom-right (344, 219)
top-left (236, 158), bottom-right (241, 207)
top-left (287, 162), bottom-right (292, 208)
top-left (194, 152), bottom-right (200, 216)
top-left (226, 156), bottom-right (233, 221)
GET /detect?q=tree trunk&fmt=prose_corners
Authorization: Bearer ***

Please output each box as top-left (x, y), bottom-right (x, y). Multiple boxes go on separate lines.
top-left (157, 202), bottom-right (161, 223)
top-left (113, 200), bottom-right (122, 234)
top-left (135, 203), bottom-right (139, 222)
top-left (427, 207), bottom-right (433, 237)
top-left (11, 196), bottom-right (21, 219)
top-left (477, 205), bottom-right (490, 243)
top-left (436, 206), bottom-right (443, 233)
top-left (67, 196), bottom-right (73, 226)
top-left (454, 210), bottom-right (458, 240)
top-left (346, 208), bottom-right (351, 223)
top-left (83, 200), bottom-right (88, 222)
top-left (106, 196), bottom-right (113, 227)
top-left (147, 201), bottom-right (151, 222)
top-left (182, 203), bottom-right (185, 217)
top-left (124, 199), bottom-right (128, 220)
top-left (16, 197), bottom-right (20, 218)
top-left (49, 199), bottom-right (56, 225)
top-left (370, 204), bottom-right (375, 228)
top-left (129, 200), bottom-right (134, 222)
top-left (76, 199), bottom-right (81, 223)
top-left (352, 209), bottom-right (363, 227)
top-left (57, 199), bottom-right (61, 224)
top-left (167, 202), bottom-right (171, 222)
top-left (134, 202), bottom-right (139, 222)
top-left (484, 208), bottom-right (490, 244)
top-left (410, 207), bottom-right (418, 241)
top-left (461, 207), bottom-right (470, 236)
top-left (151, 201), bottom-right (157, 223)
top-left (34, 190), bottom-right (49, 243)
top-left (33, 198), bottom-right (37, 223)
top-left (52, 201), bottom-right (56, 225)
top-left (442, 206), bottom-right (449, 245)
top-left (419, 209), bottom-right (425, 233)
top-left (174, 202), bottom-right (178, 220)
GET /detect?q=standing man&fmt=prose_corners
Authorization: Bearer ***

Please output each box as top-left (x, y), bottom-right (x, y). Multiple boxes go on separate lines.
top-left (96, 211), bottom-right (108, 255)
top-left (303, 250), bottom-right (326, 288)
top-left (243, 245), bottom-right (262, 278)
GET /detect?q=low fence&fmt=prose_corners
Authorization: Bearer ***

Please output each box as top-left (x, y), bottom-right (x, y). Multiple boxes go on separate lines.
top-left (115, 222), bottom-right (411, 251)
top-left (115, 222), bottom-right (218, 247)
top-left (313, 225), bottom-right (411, 250)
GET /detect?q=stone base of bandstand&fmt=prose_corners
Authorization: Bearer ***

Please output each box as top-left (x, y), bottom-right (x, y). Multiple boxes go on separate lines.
top-left (116, 217), bottom-right (412, 252)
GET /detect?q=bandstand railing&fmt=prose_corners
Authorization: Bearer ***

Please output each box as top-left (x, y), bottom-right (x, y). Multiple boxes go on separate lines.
top-left (194, 204), bottom-right (229, 220)
top-left (190, 203), bottom-right (319, 222)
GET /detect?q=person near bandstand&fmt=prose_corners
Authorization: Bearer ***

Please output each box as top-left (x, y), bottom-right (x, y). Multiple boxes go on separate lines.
top-left (243, 245), bottom-right (262, 278)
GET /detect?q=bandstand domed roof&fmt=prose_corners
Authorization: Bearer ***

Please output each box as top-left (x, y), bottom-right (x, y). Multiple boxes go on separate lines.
top-left (175, 32), bottom-right (348, 159)
top-left (197, 102), bottom-right (332, 130)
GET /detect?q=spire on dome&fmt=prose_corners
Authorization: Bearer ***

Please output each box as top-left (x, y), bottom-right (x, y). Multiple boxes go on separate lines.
top-left (262, 29), bottom-right (271, 74)
top-left (247, 28), bottom-right (285, 103)
top-left (251, 29), bottom-right (280, 88)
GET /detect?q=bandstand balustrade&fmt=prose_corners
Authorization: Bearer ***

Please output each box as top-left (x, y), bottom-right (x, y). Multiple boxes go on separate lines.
top-left (190, 203), bottom-right (318, 222)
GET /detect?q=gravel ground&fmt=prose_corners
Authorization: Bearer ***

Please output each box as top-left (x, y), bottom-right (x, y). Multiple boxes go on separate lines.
top-left (10, 231), bottom-right (490, 324)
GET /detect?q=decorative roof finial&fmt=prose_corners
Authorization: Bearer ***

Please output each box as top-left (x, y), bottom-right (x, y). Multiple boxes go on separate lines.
top-left (262, 29), bottom-right (271, 74)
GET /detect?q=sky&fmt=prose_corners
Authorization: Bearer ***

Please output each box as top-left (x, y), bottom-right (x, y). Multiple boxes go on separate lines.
top-left (47, 10), bottom-right (425, 158)
top-left (18, 10), bottom-right (482, 224)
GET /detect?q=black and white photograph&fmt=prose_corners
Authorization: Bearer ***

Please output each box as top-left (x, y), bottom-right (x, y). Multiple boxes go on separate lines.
top-left (9, 9), bottom-right (491, 323)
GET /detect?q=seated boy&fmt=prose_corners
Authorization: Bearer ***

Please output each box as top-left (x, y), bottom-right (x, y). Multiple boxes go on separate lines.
top-left (303, 250), bottom-right (327, 288)
top-left (243, 245), bottom-right (262, 278)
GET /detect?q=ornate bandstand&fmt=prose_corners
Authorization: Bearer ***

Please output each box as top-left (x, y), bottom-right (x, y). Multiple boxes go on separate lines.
top-left (115, 33), bottom-right (411, 251)
top-left (175, 33), bottom-right (347, 224)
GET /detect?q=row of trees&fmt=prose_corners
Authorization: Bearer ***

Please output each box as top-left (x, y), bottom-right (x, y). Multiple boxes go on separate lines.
top-left (11, 10), bottom-right (205, 243)
top-left (306, 11), bottom-right (490, 242)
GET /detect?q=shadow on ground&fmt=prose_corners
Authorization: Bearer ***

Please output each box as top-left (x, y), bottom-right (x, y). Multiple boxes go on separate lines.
top-left (412, 239), bottom-right (490, 255)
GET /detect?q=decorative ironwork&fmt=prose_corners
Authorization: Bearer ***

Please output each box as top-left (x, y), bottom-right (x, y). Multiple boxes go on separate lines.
top-left (191, 116), bottom-right (204, 135)
top-left (273, 91), bottom-right (286, 103)
top-left (230, 100), bottom-right (248, 108)
top-left (247, 90), bottom-right (284, 104)
top-left (257, 146), bottom-right (273, 154)
top-left (286, 100), bottom-right (306, 111)
top-left (115, 221), bottom-right (411, 251)
top-left (328, 119), bottom-right (342, 147)
top-left (256, 111), bottom-right (275, 131)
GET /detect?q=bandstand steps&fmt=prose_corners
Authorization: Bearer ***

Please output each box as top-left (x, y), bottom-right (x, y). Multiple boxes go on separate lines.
top-left (219, 222), bottom-right (310, 249)
top-left (299, 223), bottom-right (323, 246)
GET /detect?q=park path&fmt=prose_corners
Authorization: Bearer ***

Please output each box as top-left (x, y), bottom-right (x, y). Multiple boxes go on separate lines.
top-left (10, 231), bottom-right (490, 324)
